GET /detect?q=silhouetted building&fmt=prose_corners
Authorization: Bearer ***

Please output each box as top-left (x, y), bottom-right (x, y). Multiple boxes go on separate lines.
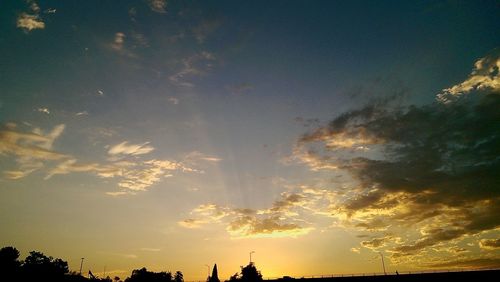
top-left (209, 264), bottom-right (220, 282)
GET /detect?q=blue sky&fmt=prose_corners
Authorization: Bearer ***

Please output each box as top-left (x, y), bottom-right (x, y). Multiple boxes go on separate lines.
top-left (1, 0), bottom-right (499, 280)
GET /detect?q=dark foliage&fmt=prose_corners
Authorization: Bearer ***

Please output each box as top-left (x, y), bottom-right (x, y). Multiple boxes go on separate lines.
top-left (125, 267), bottom-right (174, 282)
top-left (226, 263), bottom-right (263, 282)
top-left (0, 246), bottom-right (182, 282)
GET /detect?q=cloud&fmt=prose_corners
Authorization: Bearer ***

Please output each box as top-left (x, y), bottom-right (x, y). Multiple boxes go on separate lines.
top-left (0, 123), bottom-right (68, 179)
top-left (108, 141), bottom-right (154, 156)
top-left (227, 215), bottom-right (313, 238)
top-left (351, 247), bottom-right (361, 253)
top-left (360, 236), bottom-right (393, 250)
top-left (0, 123), bottom-right (196, 193)
top-left (131, 31), bottom-right (149, 48)
top-left (438, 51), bottom-right (500, 103)
top-left (180, 190), bottom-right (321, 238)
top-left (192, 19), bottom-right (221, 43)
top-left (47, 157), bottom-right (196, 192)
top-left (44, 8), bottom-right (56, 14)
top-left (111, 32), bottom-right (125, 51)
top-left (184, 151), bottom-right (222, 164)
top-left (4, 169), bottom-right (39, 180)
top-left (106, 191), bottom-right (133, 197)
top-left (148, 0), bottom-right (167, 13)
top-left (285, 145), bottom-right (338, 171)
top-left (17, 14), bottom-right (44, 31)
top-left (424, 257), bottom-right (500, 269)
top-left (109, 32), bottom-right (136, 58)
top-left (169, 51), bottom-right (216, 87)
top-left (44, 158), bottom-right (125, 180)
top-left (178, 218), bottom-right (206, 229)
top-left (75, 111), bottom-right (88, 116)
top-left (37, 107), bottom-right (50, 114)
top-left (168, 97), bottom-right (179, 105)
top-left (17, 1), bottom-right (45, 32)
top-left (479, 239), bottom-right (500, 250)
top-left (293, 51), bottom-right (500, 263)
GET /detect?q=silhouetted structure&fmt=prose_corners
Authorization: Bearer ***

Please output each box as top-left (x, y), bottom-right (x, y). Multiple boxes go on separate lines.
top-left (209, 264), bottom-right (220, 282)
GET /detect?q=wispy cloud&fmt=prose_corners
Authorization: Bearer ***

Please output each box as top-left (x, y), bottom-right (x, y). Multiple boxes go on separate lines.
top-left (180, 189), bottom-right (325, 238)
top-left (47, 157), bottom-right (197, 193)
top-left (192, 18), bottom-right (221, 43)
top-left (75, 111), bottom-right (88, 116)
top-left (479, 239), bottom-right (500, 250)
top-left (37, 107), bottom-right (50, 114)
top-left (148, 0), bottom-right (167, 13)
top-left (424, 257), bottom-right (500, 269)
top-left (108, 141), bottom-right (155, 156)
top-left (111, 32), bottom-right (125, 51)
top-left (184, 151), bottom-right (222, 164)
top-left (169, 51), bottom-right (216, 87)
top-left (0, 123), bottom-right (199, 194)
top-left (109, 32), bottom-right (136, 58)
top-left (44, 8), bottom-right (56, 14)
top-left (0, 123), bottom-right (67, 178)
top-left (168, 97), bottom-right (179, 105)
top-left (4, 168), bottom-right (40, 180)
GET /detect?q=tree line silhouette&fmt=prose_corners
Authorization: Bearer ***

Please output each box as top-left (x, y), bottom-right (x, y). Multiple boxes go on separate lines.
top-left (0, 246), bottom-right (263, 282)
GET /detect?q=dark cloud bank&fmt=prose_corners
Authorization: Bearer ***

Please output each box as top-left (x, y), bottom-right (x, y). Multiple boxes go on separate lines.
top-left (299, 54), bottom-right (499, 264)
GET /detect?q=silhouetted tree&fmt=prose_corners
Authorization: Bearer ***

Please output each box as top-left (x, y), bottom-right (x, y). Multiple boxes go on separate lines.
top-left (114, 276), bottom-right (121, 282)
top-left (174, 271), bottom-right (184, 282)
top-left (208, 264), bottom-right (220, 282)
top-left (22, 250), bottom-right (69, 281)
top-left (227, 273), bottom-right (239, 282)
top-left (125, 267), bottom-right (173, 282)
top-left (0, 246), bottom-right (21, 279)
top-left (226, 263), bottom-right (262, 282)
top-left (240, 263), bottom-right (262, 282)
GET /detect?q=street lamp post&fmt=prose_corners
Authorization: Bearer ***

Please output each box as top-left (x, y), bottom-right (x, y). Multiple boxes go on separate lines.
top-left (79, 258), bottom-right (85, 275)
top-left (249, 251), bottom-right (255, 264)
top-left (379, 252), bottom-right (386, 275)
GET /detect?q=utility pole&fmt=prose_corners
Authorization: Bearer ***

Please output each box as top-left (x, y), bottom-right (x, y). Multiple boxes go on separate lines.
top-left (249, 251), bottom-right (255, 264)
top-left (379, 252), bottom-right (386, 275)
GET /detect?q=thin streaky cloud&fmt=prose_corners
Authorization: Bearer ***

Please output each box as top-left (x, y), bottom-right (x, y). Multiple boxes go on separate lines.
top-left (108, 141), bottom-right (155, 156)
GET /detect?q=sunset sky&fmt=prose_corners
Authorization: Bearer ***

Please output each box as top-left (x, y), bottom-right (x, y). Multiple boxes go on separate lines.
top-left (1, 0), bottom-right (499, 280)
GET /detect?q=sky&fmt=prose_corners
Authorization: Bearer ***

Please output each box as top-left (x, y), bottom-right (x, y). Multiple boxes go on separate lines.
top-left (1, 0), bottom-right (499, 280)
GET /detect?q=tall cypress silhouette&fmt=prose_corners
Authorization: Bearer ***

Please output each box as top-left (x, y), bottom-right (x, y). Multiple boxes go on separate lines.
top-left (209, 264), bottom-right (220, 282)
